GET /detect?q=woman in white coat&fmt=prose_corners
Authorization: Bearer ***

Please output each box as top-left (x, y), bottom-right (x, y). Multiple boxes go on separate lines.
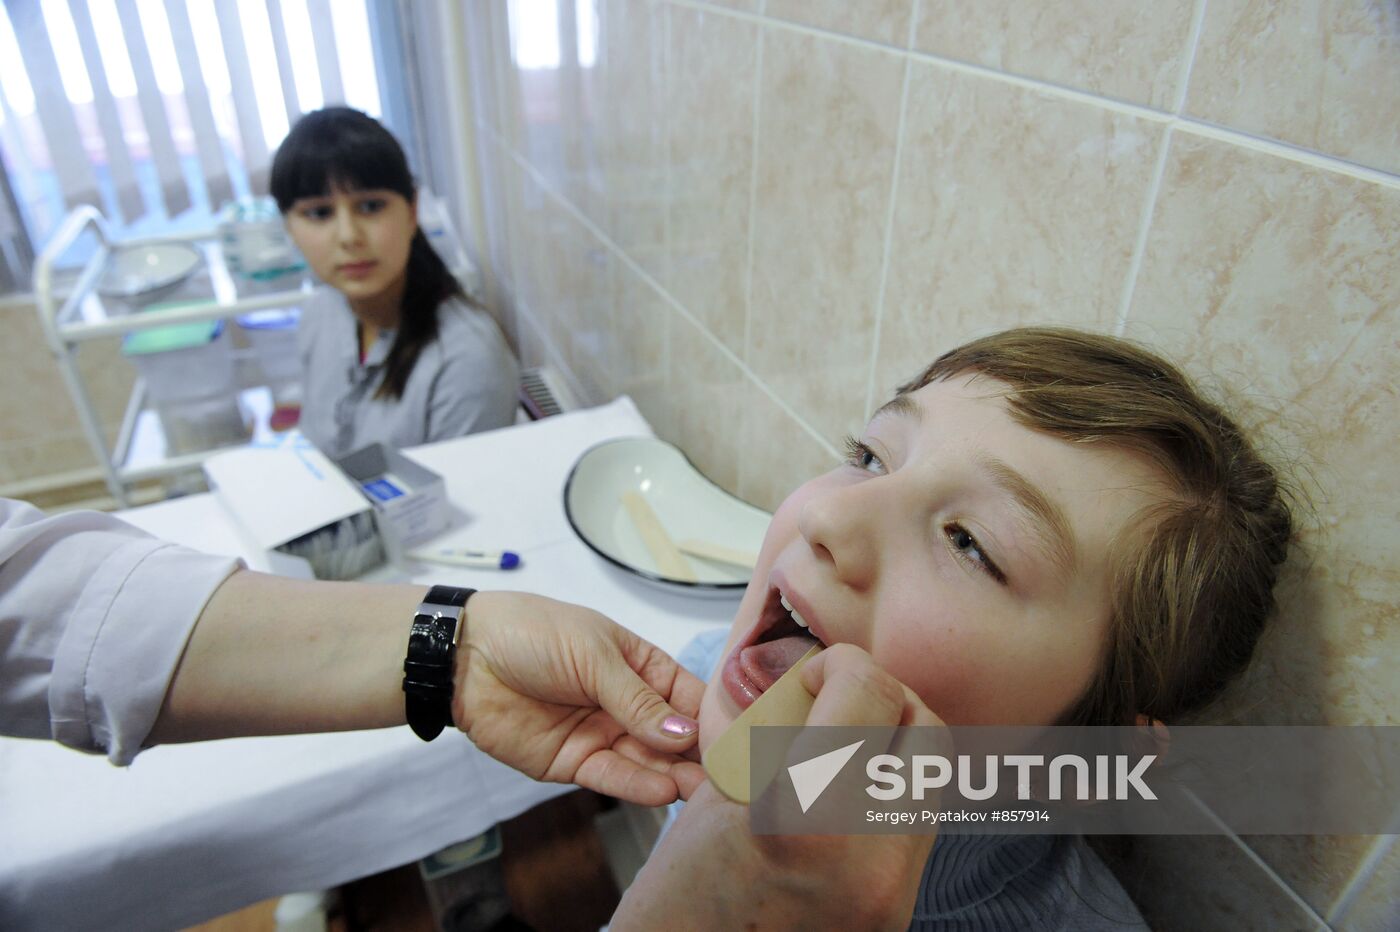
top-left (0, 497), bottom-right (703, 807)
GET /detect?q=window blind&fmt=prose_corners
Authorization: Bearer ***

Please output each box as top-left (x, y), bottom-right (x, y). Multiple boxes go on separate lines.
top-left (0, 0), bottom-right (400, 289)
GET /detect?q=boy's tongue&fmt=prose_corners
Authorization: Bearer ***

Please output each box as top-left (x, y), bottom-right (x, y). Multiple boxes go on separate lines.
top-left (739, 633), bottom-right (821, 693)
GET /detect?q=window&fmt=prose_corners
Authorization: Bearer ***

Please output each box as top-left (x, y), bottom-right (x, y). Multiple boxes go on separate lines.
top-left (0, 0), bottom-right (416, 293)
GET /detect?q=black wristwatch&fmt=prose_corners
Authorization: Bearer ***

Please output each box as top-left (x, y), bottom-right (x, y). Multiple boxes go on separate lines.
top-left (403, 585), bottom-right (475, 741)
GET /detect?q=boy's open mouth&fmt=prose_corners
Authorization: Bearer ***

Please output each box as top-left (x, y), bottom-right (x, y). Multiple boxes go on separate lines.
top-left (719, 586), bottom-right (826, 710)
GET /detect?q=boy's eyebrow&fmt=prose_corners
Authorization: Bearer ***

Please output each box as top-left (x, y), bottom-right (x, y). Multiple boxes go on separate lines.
top-left (872, 393), bottom-right (922, 423)
top-left (974, 452), bottom-right (1078, 580)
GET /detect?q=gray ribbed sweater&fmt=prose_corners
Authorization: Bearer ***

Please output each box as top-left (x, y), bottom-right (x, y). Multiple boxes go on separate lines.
top-left (912, 833), bottom-right (1147, 930)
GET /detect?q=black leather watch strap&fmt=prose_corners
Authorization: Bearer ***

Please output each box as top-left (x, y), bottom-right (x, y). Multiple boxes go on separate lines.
top-left (403, 585), bottom-right (475, 741)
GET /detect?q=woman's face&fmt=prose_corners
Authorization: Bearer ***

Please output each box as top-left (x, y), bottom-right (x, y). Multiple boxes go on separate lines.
top-left (283, 185), bottom-right (416, 309)
top-left (697, 374), bottom-right (1171, 750)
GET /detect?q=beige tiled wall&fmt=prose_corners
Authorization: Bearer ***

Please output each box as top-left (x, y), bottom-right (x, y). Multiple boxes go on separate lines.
top-left (465, 1), bottom-right (1398, 927)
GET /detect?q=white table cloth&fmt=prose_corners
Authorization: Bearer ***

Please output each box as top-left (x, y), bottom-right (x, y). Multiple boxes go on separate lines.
top-left (0, 398), bottom-right (741, 931)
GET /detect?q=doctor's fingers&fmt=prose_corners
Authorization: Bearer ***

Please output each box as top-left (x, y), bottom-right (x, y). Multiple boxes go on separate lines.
top-left (610, 732), bottom-right (707, 799)
top-left (582, 627), bottom-right (703, 750)
top-left (801, 643), bottom-right (944, 729)
top-left (570, 743), bottom-right (702, 807)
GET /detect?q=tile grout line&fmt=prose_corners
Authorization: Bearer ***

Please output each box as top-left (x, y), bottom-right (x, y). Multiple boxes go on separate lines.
top-left (493, 120), bottom-right (841, 457)
top-left (474, 123), bottom-right (581, 401)
top-left (862, 0), bottom-right (919, 420)
top-left (736, 0), bottom-right (766, 498)
top-left (1172, 0), bottom-right (1211, 115)
top-left (1182, 788), bottom-right (1333, 930)
top-left (1117, 0), bottom-right (1202, 336)
top-left (481, 120), bottom-right (602, 405)
top-left (1325, 818), bottom-right (1400, 924)
top-left (1113, 127), bottom-right (1172, 338)
top-left (660, 0), bottom-right (674, 396)
top-left (741, 15), bottom-right (765, 370)
top-left (661, 0), bottom-right (672, 305)
top-left (666, 0), bottom-right (1174, 120)
top-left (1172, 118), bottom-right (1400, 189)
top-left (665, 0), bottom-right (1400, 191)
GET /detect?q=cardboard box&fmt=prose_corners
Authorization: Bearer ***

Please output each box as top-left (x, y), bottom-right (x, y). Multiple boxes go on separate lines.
top-left (335, 443), bottom-right (449, 559)
top-left (203, 443), bottom-right (385, 580)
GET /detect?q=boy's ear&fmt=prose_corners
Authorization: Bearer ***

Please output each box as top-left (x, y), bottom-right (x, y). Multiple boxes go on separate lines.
top-left (1134, 713), bottom-right (1171, 759)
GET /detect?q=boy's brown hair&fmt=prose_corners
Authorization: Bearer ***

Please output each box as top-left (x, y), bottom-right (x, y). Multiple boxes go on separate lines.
top-left (897, 327), bottom-right (1294, 725)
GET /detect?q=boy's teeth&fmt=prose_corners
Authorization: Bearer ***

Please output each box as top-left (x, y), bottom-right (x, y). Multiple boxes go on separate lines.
top-left (779, 592), bottom-right (810, 629)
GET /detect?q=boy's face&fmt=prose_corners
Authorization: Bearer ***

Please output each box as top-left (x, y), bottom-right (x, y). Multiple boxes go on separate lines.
top-left (698, 374), bottom-right (1171, 749)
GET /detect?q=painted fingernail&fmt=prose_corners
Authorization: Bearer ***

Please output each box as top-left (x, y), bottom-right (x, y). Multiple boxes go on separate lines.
top-left (662, 715), bottom-right (698, 737)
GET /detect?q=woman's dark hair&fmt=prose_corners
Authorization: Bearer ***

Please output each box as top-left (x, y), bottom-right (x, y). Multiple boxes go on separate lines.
top-left (270, 106), bottom-right (463, 400)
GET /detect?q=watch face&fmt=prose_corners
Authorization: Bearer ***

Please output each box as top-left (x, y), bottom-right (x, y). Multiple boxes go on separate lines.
top-left (412, 614), bottom-right (453, 649)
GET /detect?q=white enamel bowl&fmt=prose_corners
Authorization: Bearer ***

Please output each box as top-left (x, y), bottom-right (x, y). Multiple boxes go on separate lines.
top-left (564, 437), bottom-right (772, 594)
top-left (98, 243), bottom-right (203, 303)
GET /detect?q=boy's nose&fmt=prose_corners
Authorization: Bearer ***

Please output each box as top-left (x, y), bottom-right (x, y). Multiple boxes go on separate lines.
top-left (797, 480), bottom-right (879, 591)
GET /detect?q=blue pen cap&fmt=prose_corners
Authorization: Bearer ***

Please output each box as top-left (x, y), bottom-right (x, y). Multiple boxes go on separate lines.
top-left (500, 551), bottom-right (521, 570)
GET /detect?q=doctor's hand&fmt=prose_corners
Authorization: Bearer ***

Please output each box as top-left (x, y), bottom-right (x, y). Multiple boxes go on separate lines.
top-left (451, 591), bottom-right (707, 807)
top-left (612, 644), bottom-right (942, 931)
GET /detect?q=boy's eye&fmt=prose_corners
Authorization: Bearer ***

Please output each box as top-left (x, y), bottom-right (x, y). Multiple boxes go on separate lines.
top-left (298, 204), bottom-right (333, 221)
top-left (842, 436), bottom-right (885, 475)
top-left (945, 523), bottom-right (1006, 584)
top-left (844, 434), bottom-right (1008, 585)
top-left (356, 197), bottom-right (387, 215)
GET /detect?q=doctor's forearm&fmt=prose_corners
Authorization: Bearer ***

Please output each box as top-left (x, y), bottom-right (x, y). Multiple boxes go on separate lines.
top-left (147, 570), bottom-right (420, 744)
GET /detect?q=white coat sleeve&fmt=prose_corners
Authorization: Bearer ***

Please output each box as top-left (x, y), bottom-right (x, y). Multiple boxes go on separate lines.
top-left (0, 497), bottom-right (240, 764)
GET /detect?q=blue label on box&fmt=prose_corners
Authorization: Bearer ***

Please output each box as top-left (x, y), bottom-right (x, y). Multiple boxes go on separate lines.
top-left (361, 478), bottom-right (405, 502)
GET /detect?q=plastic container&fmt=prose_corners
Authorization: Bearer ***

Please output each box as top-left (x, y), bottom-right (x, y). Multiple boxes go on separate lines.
top-left (219, 197), bottom-right (306, 295)
top-left (123, 319), bottom-right (248, 455)
top-left (236, 308), bottom-right (302, 395)
top-left (219, 197), bottom-right (303, 275)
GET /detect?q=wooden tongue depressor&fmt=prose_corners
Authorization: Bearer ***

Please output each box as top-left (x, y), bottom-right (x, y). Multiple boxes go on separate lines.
top-left (677, 538), bottom-right (758, 570)
top-left (704, 644), bottom-right (824, 803)
top-left (620, 490), bottom-right (697, 582)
